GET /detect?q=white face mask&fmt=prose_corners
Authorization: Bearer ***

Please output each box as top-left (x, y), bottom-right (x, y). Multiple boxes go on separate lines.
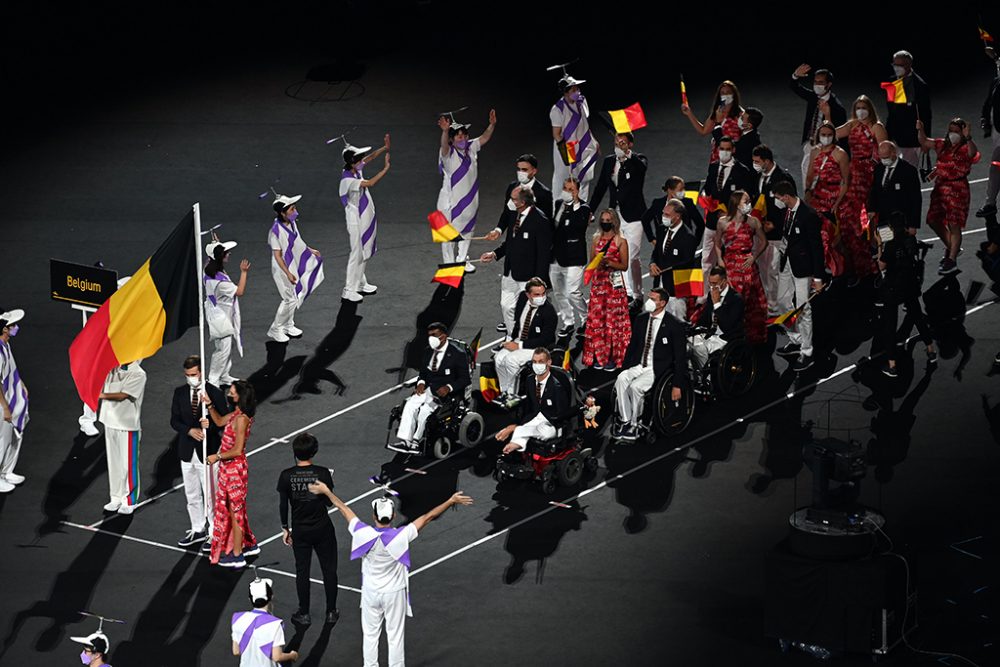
top-left (532, 362), bottom-right (548, 377)
top-left (516, 170), bottom-right (531, 185)
top-left (813, 84), bottom-right (827, 96)
top-left (427, 335), bottom-right (443, 350)
top-left (752, 162), bottom-right (763, 173)
top-left (819, 135), bottom-right (833, 146)
top-left (738, 202), bottom-right (752, 215)
top-left (947, 132), bottom-right (962, 145)
top-left (530, 295), bottom-right (546, 307)
top-left (855, 108), bottom-right (869, 121)
top-left (186, 375), bottom-right (200, 388)
top-left (892, 65), bottom-right (906, 78)
top-left (662, 215), bottom-right (673, 225)
top-left (737, 117), bottom-right (745, 130)
top-left (881, 157), bottom-right (895, 166)
top-left (718, 150), bottom-right (732, 163)
top-left (614, 146), bottom-right (627, 159)
top-left (720, 94), bottom-right (733, 105)
top-left (672, 190), bottom-right (686, 200)
top-left (773, 198), bottom-right (787, 210)
top-left (560, 190), bottom-right (573, 203)
top-left (506, 198), bottom-right (517, 211)
top-left (643, 298), bottom-right (657, 313)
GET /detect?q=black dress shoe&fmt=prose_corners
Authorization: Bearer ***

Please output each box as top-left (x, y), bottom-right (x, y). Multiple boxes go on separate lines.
top-left (776, 343), bottom-right (801, 358)
top-left (325, 609), bottom-right (340, 626)
top-left (976, 203), bottom-right (997, 218)
top-left (291, 611), bottom-right (312, 626)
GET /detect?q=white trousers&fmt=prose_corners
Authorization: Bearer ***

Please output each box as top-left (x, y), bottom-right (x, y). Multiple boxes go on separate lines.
top-left (689, 334), bottom-right (727, 368)
top-left (396, 391), bottom-right (437, 443)
top-left (494, 347), bottom-right (535, 395)
top-left (79, 404), bottom-right (97, 432)
top-left (500, 275), bottom-right (527, 335)
top-left (0, 421), bottom-right (23, 475)
top-left (614, 364), bottom-right (655, 425)
top-left (549, 263), bottom-right (586, 329)
top-left (269, 263), bottom-right (298, 338)
top-left (105, 427), bottom-right (140, 507)
top-left (757, 240), bottom-right (784, 313)
top-left (620, 217), bottom-right (644, 300)
top-left (180, 456), bottom-right (217, 533)
top-left (344, 221), bottom-right (372, 296)
top-left (208, 335), bottom-right (235, 385)
top-left (441, 237), bottom-right (472, 265)
top-left (698, 227), bottom-right (718, 298)
top-left (776, 265), bottom-right (814, 356)
top-left (800, 142), bottom-right (813, 192)
top-left (510, 412), bottom-right (557, 449)
top-left (361, 587), bottom-right (408, 667)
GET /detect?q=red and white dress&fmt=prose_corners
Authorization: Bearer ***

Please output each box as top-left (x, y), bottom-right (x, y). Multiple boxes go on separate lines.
top-left (927, 138), bottom-right (974, 229)
top-left (809, 149), bottom-right (843, 215)
top-left (583, 236), bottom-right (631, 368)
top-left (210, 408), bottom-right (257, 563)
top-left (837, 123), bottom-right (878, 277)
top-left (721, 219), bottom-right (767, 344)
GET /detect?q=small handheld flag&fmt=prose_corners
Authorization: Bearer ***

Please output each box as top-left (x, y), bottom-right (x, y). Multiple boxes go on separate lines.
top-left (562, 348), bottom-right (572, 371)
top-left (680, 74), bottom-right (688, 106)
top-left (428, 210), bottom-right (462, 243)
top-left (698, 193), bottom-right (727, 214)
top-left (608, 103), bottom-right (648, 134)
top-left (583, 251), bottom-right (605, 285)
top-left (557, 140), bottom-right (578, 166)
top-left (750, 193), bottom-right (767, 221)
top-left (469, 328), bottom-right (483, 366)
top-left (673, 268), bottom-right (704, 297)
top-left (980, 26), bottom-right (994, 44)
top-left (880, 79), bottom-right (907, 104)
top-left (432, 262), bottom-right (465, 288)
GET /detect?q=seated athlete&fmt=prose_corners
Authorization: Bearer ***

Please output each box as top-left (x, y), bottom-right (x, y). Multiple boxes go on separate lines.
top-left (495, 348), bottom-right (571, 454)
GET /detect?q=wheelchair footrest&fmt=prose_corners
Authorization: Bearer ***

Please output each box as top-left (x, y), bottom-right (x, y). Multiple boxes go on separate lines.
top-left (496, 460), bottom-right (534, 480)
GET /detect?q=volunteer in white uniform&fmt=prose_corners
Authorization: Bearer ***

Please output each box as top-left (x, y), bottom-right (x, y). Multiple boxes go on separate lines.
top-left (97, 360), bottom-right (146, 515)
top-left (70, 630), bottom-right (112, 666)
top-left (340, 136), bottom-right (390, 302)
top-left (309, 482), bottom-right (473, 667)
top-left (204, 237), bottom-right (249, 385)
top-left (0, 309), bottom-right (28, 493)
top-left (268, 194), bottom-right (324, 342)
top-left (231, 576), bottom-right (300, 666)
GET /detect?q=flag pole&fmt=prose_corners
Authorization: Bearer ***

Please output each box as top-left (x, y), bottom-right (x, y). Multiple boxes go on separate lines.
top-left (193, 202), bottom-right (211, 533)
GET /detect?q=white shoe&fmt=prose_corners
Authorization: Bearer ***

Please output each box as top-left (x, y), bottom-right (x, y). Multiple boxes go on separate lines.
top-left (285, 325), bottom-right (303, 338)
top-left (342, 290), bottom-right (364, 303)
top-left (464, 262), bottom-right (477, 273)
top-left (0, 479), bottom-right (14, 493)
top-left (117, 504), bottom-right (136, 515)
top-left (360, 284), bottom-right (378, 295)
top-left (3, 473), bottom-right (25, 485)
top-left (80, 423), bottom-right (100, 437)
top-left (268, 329), bottom-right (290, 343)
top-left (103, 500), bottom-right (121, 512)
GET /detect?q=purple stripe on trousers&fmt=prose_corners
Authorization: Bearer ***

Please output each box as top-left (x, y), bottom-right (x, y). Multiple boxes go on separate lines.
top-left (450, 179), bottom-right (479, 222)
top-left (449, 152), bottom-right (472, 188)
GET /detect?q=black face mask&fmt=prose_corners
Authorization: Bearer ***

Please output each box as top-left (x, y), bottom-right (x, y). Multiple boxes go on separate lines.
top-left (600, 222), bottom-right (613, 232)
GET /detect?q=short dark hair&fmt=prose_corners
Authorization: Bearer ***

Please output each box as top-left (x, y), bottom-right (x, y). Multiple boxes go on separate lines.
top-left (292, 433), bottom-right (319, 461)
top-left (183, 355), bottom-right (201, 370)
top-left (532, 347), bottom-right (551, 361)
top-left (814, 68), bottom-right (834, 83)
top-left (616, 132), bottom-right (635, 144)
top-left (427, 321), bottom-right (448, 335)
top-left (525, 277), bottom-right (546, 292)
top-left (516, 153), bottom-right (538, 168)
top-left (650, 287), bottom-right (669, 301)
top-left (772, 181), bottom-right (797, 198)
top-left (718, 135), bottom-right (736, 148)
top-left (663, 176), bottom-right (684, 192)
top-left (752, 144), bottom-right (774, 162)
top-left (745, 107), bottom-right (763, 130)
top-left (709, 266), bottom-right (728, 280)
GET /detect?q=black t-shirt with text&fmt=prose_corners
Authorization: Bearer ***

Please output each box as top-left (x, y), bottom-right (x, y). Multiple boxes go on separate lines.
top-left (277, 464), bottom-right (334, 532)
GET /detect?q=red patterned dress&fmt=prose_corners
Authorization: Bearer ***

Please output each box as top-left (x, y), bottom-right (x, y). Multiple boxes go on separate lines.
top-left (809, 150), bottom-right (847, 278)
top-left (837, 123), bottom-right (878, 277)
top-left (709, 115), bottom-right (742, 164)
top-left (210, 408), bottom-right (257, 563)
top-left (721, 218), bottom-right (767, 344)
top-left (820, 217), bottom-right (845, 278)
top-left (927, 138), bottom-right (974, 229)
top-left (583, 236), bottom-right (631, 368)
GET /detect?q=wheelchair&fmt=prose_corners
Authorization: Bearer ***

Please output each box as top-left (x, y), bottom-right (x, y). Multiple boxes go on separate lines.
top-left (385, 339), bottom-right (485, 460)
top-left (608, 328), bottom-right (757, 444)
top-left (493, 365), bottom-right (598, 494)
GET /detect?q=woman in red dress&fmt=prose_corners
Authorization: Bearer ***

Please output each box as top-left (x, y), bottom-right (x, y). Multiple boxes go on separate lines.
top-left (918, 117), bottom-right (979, 274)
top-left (680, 79), bottom-right (744, 164)
top-left (835, 95), bottom-right (886, 281)
top-left (203, 379), bottom-right (258, 569)
top-left (805, 121), bottom-right (849, 279)
top-left (714, 190), bottom-right (768, 344)
top-left (583, 209), bottom-right (631, 370)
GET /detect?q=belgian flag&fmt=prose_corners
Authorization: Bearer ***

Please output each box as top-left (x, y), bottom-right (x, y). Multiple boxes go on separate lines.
top-left (70, 210), bottom-right (201, 409)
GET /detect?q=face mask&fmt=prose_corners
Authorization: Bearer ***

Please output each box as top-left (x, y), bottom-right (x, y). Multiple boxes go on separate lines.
top-left (7, 324), bottom-right (18, 337)
top-left (752, 162), bottom-right (763, 173)
top-left (813, 84), bottom-right (827, 96)
top-left (600, 222), bottom-right (613, 232)
top-left (718, 150), bottom-right (732, 163)
top-left (672, 190), bottom-right (686, 200)
top-left (737, 117), bottom-right (745, 130)
top-left (819, 135), bottom-right (833, 146)
top-left (881, 157), bottom-right (895, 166)
top-left (506, 198), bottom-right (517, 211)
top-left (739, 203), bottom-right (752, 215)
top-left (80, 651), bottom-right (92, 665)
top-left (560, 190), bottom-right (573, 203)
top-left (532, 362), bottom-right (548, 376)
top-left (855, 108), bottom-right (869, 120)
top-left (427, 335), bottom-right (443, 350)
top-left (354, 160), bottom-right (365, 173)
top-left (773, 198), bottom-right (787, 210)
top-left (287, 210), bottom-right (299, 223)
top-left (892, 65), bottom-right (906, 78)
top-left (614, 146), bottom-right (627, 159)
top-left (186, 375), bottom-right (200, 388)
top-left (643, 298), bottom-right (657, 313)
top-left (454, 138), bottom-right (468, 150)
top-left (530, 295), bottom-right (546, 307)
top-left (662, 215), bottom-right (672, 225)
top-left (516, 170), bottom-right (531, 185)
top-left (948, 132), bottom-right (962, 144)
top-left (720, 94), bottom-right (733, 105)
top-left (570, 91), bottom-right (582, 102)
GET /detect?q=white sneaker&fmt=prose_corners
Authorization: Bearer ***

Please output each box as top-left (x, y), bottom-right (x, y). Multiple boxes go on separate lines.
top-left (117, 504), bottom-right (136, 515)
top-left (3, 473), bottom-right (25, 485)
top-left (80, 423), bottom-right (100, 437)
top-left (285, 325), bottom-right (303, 338)
top-left (268, 329), bottom-right (290, 343)
top-left (0, 479), bottom-right (14, 493)
top-left (103, 500), bottom-right (121, 512)
top-left (360, 284), bottom-right (378, 295)
top-left (342, 290), bottom-right (364, 303)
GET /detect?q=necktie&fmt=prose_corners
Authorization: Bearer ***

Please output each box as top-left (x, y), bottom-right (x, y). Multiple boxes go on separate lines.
top-left (664, 228), bottom-right (676, 253)
top-left (809, 101), bottom-right (821, 144)
top-left (430, 349), bottom-right (440, 372)
top-left (783, 209), bottom-right (795, 237)
top-left (716, 164), bottom-right (726, 190)
top-left (191, 388), bottom-right (199, 417)
top-left (883, 166), bottom-right (894, 188)
top-left (521, 307), bottom-right (536, 340)
top-left (536, 380), bottom-right (543, 402)
top-left (513, 212), bottom-right (525, 234)
top-left (642, 317), bottom-right (655, 367)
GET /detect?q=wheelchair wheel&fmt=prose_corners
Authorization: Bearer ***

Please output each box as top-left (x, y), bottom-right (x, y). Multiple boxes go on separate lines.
top-left (431, 436), bottom-right (452, 460)
top-left (713, 339), bottom-right (757, 399)
top-left (458, 411), bottom-right (485, 447)
top-left (540, 467), bottom-right (556, 494)
top-left (556, 451), bottom-right (584, 486)
top-left (652, 373), bottom-right (695, 436)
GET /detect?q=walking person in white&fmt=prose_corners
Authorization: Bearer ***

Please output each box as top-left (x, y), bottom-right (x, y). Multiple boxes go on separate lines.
top-left (309, 482), bottom-right (473, 667)
top-left (340, 136), bottom-right (390, 302)
top-left (231, 575), bottom-right (299, 666)
top-left (204, 235), bottom-right (249, 385)
top-left (550, 73), bottom-right (601, 201)
top-left (549, 178), bottom-right (591, 336)
top-left (0, 309), bottom-right (29, 493)
top-left (267, 194), bottom-right (324, 342)
top-left (437, 109), bottom-right (496, 271)
top-left (97, 360), bottom-right (146, 514)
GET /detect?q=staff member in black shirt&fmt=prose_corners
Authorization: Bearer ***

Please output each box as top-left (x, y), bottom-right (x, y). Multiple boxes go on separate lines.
top-left (278, 433), bottom-right (339, 628)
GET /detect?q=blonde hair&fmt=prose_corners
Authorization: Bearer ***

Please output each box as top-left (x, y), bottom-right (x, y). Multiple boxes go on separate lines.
top-left (852, 95), bottom-right (879, 123)
top-left (593, 208), bottom-right (622, 244)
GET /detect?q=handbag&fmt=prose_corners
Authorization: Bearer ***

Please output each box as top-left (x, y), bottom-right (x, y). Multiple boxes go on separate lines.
top-left (205, 299), bottom-right (235, 338)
